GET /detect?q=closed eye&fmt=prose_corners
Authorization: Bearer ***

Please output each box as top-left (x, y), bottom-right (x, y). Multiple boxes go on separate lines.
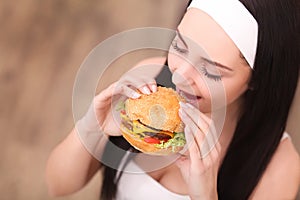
top-left (198, 61), bottom-right (222, 82)
top-left (199, 66), bottom-right (222, 81)
top-left (171, 39), bottom-right (188, 54)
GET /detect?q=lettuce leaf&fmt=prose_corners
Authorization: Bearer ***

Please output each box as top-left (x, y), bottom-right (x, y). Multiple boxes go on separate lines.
top-left (154, 132), bottom-right (186, 152)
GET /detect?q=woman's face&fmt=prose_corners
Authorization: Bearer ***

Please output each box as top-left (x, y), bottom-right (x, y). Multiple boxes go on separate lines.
top-left (168, 8), bottom-right (252, 113)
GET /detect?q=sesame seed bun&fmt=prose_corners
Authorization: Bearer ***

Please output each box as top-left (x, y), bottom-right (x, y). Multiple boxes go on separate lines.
top-left (125, 86), bottom-right (184, 133)
top-left (119, 86), bottom-right (186, 155)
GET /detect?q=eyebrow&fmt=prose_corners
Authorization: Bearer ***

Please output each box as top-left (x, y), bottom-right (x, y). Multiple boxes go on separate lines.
top-left (176, 29), bottom-right (189, 49)
top-left (176, 29), bottom-right (233, 71)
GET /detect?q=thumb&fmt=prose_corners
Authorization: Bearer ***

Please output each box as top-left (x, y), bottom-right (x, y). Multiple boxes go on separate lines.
top-left (175, 156), bottom-right (190, 181)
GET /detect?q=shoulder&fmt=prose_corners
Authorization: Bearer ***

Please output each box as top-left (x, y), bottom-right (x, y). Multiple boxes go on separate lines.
top-left (250, 137), bottom-right (300, 199)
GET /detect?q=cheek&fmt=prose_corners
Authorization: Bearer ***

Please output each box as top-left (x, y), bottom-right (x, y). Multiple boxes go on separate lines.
top-left (195, 75), bottom-right (250, 112)
top-left (202, 66), bottom-right (251, 110)
top-left (223, 73), bottom-right (251, 106)
top-left (167, 53), bottom-right (198, 86)
top-left (168, 53), bottom-right (218, 108)
top-left (194, 78), bottom-right (216, 99)
top-left (194, 79), bottom-right (223, 112)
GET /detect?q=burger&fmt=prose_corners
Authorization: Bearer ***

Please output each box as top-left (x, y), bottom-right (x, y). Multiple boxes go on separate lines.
top-left (118, 86), bottom-right (186, 155)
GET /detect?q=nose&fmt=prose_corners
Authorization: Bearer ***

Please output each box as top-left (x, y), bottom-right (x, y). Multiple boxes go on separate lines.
top-left (171, 61), bottom-right (194, 86)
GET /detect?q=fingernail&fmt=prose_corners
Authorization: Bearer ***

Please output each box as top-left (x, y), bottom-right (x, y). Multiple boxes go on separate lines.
top-left (179, 102), bottom-right (188, 109)
top-left (178, 108), bottom-right (186, 117)
top-left (142, 87), bottom-right (151, 95)
top-left (151, 85), bottom-right (157, 93)
top-left (131, 92), bottom-right (141, 99)
top-left (178, 108), bottom-right (182, 115)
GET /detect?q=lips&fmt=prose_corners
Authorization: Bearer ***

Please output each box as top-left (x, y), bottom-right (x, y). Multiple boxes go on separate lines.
top-left (176, 88), bottom-right (201, 106)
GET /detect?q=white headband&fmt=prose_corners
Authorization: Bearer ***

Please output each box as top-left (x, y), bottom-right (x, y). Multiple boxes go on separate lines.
top-left (188, 0), bottom-right (258, 68)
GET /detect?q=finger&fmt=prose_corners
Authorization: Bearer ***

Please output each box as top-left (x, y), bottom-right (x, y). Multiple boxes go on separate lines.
top-left (198, 110), bottom-right (211, 124)
top-left (189, 139), bottom-right (208, 172)
top-left (209, 141), bottom-right (221, 163)
top-left (178, 125), bottom-right (193, 156)
top-left (179, 108), bottom-right (205, 149)
top-left (148, 82), bottom-right (157, 93)
top-left (138, 85), bottom-right (152, 95)
top-left (178, 118), bottom-right (206, 169)
top-left (186, 127), bottom-right (213, 168)
top-left (201, 126), bottom-right (217, 157)
top-left (126, 80), bottom-right (154, 95)
top-left (199, 137), bottom-right (211, 158)
top-left (197, 110), bottom-right (221, 152)
top-left (180, 108), bottom-right (215, 160)
top-left (175, 156), bottom-right (190, 183)
top-left (179, 102), bottom-right (210, 135)
top-left (200, 142), bottom-right (220, 170)
top-left (215, 140), bottom-right (221, 152)
top-left (179, 110), bottom-right (208, 162)
top-left (136, 78), bottom-right (157, 94)
top-left (189, 139), bottom-right (202, 162)
top-left (120, 75), bottom-right (156, 95)
top-left (205, 125), bottom-right (219, 155)
top-left (179, 105), bottom-right (209, 152)
top-left (94, 82), bottom-right (119, 103)
top-left (120, 85), bottom-right (141, 99)
top-left (180, 102), bottom-right (219, 156)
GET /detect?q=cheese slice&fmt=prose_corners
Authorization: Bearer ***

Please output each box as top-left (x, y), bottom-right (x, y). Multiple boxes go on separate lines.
top-left (132, 120), bottom-right (174, 138)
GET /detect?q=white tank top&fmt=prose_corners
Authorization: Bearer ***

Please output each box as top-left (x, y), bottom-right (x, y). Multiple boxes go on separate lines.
top-left (115, 132), bottom-right (291, 200)
top-left (116, 160), bottom-right (190, 200)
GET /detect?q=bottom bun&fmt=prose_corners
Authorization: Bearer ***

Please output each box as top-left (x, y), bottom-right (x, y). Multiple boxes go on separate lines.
top-left (121, 125), bottom-right (183, 156)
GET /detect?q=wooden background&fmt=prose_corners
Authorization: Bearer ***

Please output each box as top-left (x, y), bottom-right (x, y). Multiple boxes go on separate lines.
top-left (0, 0), bottom-right (299, 199)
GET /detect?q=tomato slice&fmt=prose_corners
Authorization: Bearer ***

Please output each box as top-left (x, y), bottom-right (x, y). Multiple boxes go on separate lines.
top-left (162, 138), bottom-right (169, 143)
top-left (144, 137), bottom-right (161, 144)
top-left (120, 110), bottom-right (126, 115)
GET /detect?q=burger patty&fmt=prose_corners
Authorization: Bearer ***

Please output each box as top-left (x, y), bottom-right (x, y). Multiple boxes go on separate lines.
top-left (121, 116), bottom-right (173, 141)
top-left (143, 132), bottom-right (172, 140)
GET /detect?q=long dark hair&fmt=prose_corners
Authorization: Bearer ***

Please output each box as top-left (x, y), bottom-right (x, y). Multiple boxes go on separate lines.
top-left (100, 136), bottom-right (138, 200)
top-left (218, 0), bottom-right (300, 199)
top-left (100, 0), bottom-right (300, 199)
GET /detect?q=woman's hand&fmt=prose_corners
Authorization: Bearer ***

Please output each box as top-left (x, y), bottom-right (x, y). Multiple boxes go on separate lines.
top-left (176, 102), bottom-right (221, 200)
top-left (75, 66), bottom-right (159, 159)
top-left (76, 59), bottom-right (164, 137)
top-left (93, 74), bottom-right (157, 136)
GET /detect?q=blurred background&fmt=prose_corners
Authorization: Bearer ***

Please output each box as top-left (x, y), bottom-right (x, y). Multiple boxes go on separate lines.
top-left (0, 0), bottom-right (299, 200)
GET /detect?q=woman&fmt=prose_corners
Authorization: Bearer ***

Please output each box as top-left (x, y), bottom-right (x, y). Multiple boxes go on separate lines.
top-left (46, 0), bottom-right (300, 199)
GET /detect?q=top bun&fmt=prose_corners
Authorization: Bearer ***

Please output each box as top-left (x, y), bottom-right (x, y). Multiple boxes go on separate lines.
top-left (125, 86), bottom-right (184, 133)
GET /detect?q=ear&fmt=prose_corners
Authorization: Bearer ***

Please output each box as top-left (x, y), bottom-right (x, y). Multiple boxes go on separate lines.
top-left (248, 85), bottom-right (255, 91)
top-left (247, 78), bottom-right (257, 91)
